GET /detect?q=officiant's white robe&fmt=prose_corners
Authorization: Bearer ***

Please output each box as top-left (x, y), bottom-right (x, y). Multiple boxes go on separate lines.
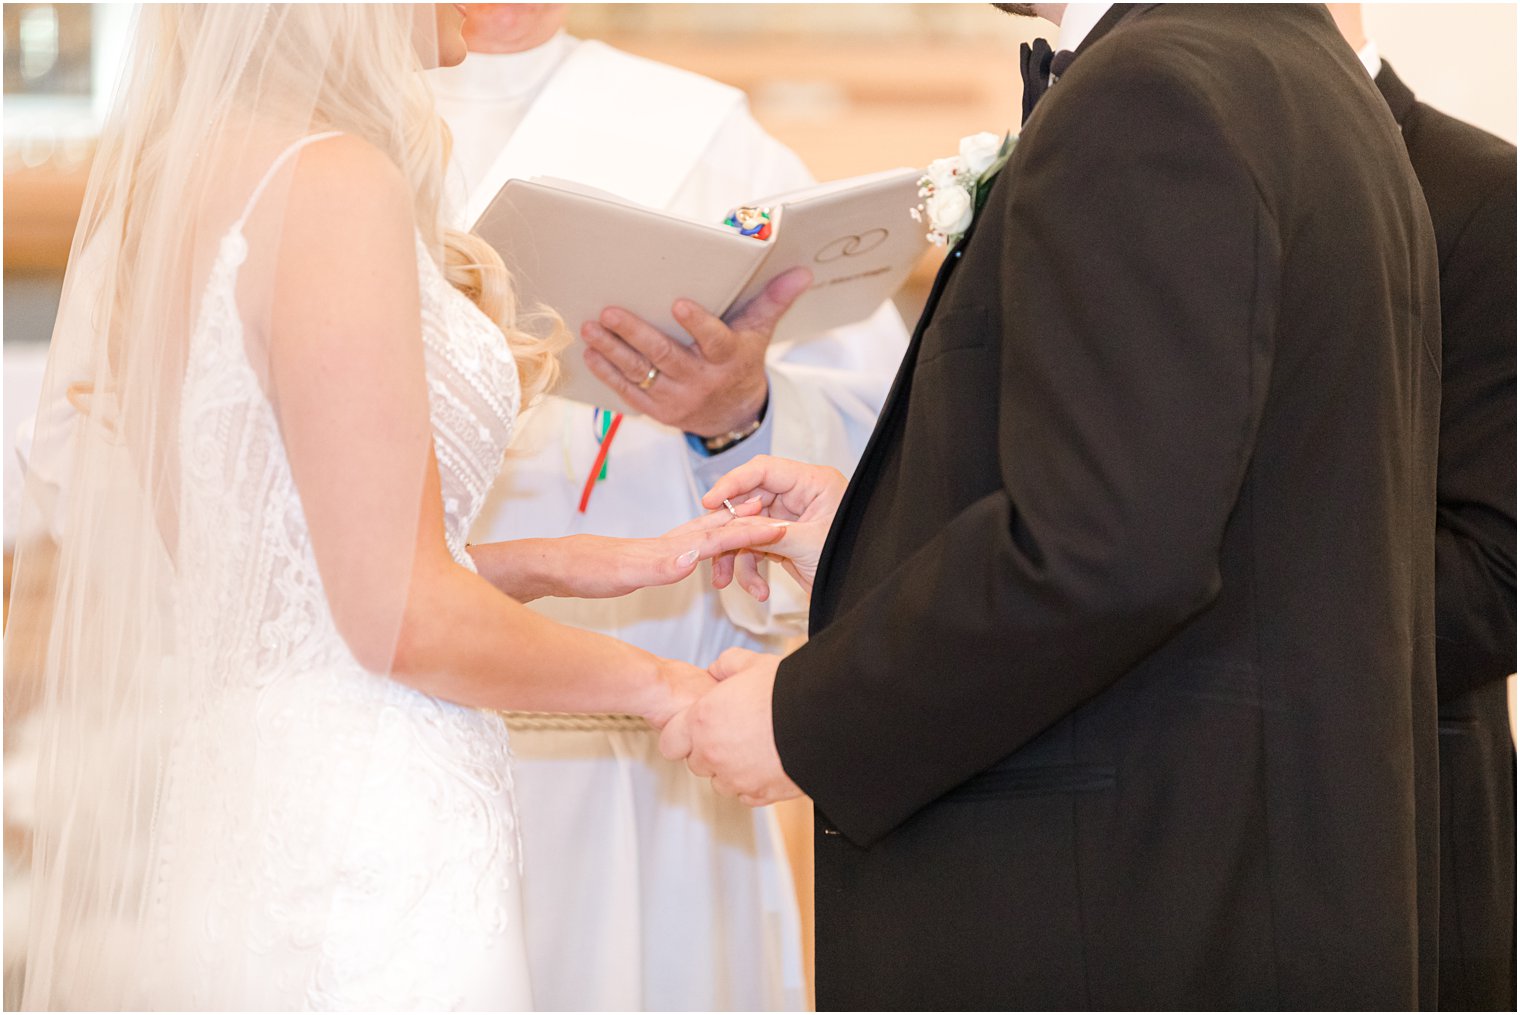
top-left (428, 32), bottom-right (908, 1013)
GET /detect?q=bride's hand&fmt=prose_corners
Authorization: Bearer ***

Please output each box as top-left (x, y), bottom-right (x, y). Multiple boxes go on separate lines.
top-left (640, 657), bottom-right (717, 730)
top-left (701, 455), bottom-right (848, 599)
top-left (467, 509), bottom-right (787, 602)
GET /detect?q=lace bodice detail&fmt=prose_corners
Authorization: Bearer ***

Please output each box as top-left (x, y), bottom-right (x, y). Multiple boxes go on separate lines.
top-left (417, 236), bottom-right (522, 567)
top-left (153, 136), bottom-right (529, 1008)
top-left (177, 224), bottom-right (519, 680)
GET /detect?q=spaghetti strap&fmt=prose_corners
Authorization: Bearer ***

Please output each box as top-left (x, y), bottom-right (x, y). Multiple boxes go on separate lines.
top-left (231, 130), bottom-right (344, 232)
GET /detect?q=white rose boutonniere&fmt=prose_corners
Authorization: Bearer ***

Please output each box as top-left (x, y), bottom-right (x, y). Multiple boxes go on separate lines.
top-left (924, 186), bottom-right (973, 239)
top-left (911, 130), bottom-right (1016, 247)
top-left (959, 131), bottom-right (1003, 175)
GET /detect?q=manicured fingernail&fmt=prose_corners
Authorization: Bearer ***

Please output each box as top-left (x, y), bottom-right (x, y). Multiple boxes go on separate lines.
top-left (674, 300), bottom-right (693, 319)
top-left (677, 549), bottom-right (699, 567)
top-left (768, 521), bottom-right (789, 529)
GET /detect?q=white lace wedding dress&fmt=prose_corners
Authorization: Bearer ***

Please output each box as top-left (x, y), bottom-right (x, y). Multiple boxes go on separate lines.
top-left (138, 134), bottom-right (532, 1009)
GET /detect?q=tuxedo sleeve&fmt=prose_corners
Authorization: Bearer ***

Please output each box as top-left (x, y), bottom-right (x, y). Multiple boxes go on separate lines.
top-left (1433, 175), bottom-right (1518, 698)
top-left (772, 62), bottom-right (1280, 847)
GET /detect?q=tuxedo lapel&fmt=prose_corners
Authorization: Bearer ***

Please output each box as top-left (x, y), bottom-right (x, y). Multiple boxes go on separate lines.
top-left (1373, 61), bottom-right (1418, 128)
top-left (809, 248), bottom-right (958, 627)
top-left (810, 175), bottom-right (1003, 628)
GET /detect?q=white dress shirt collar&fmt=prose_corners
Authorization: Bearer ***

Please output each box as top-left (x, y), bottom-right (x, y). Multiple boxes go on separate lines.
top-left (428, 29), bottom-right (575, 100)
top-left (1356, 39), bottom-right (1383, 79)
top-left (1057, 3), bottom-right (1116, 56)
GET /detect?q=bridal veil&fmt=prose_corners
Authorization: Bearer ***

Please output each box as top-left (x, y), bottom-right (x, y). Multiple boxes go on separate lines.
top-left (6, 5), bottom-right (457, 1005)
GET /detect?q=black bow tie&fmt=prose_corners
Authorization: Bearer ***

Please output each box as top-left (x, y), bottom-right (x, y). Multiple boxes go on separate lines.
top-left (1019, 38), bottom-right (1077, 125)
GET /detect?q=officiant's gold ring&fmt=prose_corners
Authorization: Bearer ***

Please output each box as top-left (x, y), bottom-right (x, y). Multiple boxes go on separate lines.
top-left (637, 365), bottom-right (659, 390)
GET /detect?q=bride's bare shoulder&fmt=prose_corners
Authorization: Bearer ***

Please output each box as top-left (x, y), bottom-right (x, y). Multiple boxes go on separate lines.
top-left (265, 133), bottom-right (421, 348)
top-left (280, 133), bottom-right (413, 242)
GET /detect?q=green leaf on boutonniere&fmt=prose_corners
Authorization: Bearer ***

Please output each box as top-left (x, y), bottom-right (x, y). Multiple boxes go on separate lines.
top-left (972, 132), bottom-right (1016, 217)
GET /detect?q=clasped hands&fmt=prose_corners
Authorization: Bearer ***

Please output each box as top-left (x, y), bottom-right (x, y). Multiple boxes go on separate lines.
top-left (659, 455), bottom-right (849, 807)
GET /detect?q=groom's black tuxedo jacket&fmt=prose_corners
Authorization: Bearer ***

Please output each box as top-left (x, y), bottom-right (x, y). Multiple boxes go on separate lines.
top-left (772, 5), bottom-right (1442, 1009)
top-left (1375, 61), bottom-right (1518, 1012)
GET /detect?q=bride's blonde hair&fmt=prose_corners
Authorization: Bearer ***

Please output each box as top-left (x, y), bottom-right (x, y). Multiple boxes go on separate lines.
top-left (99, 3), bottom-right (563, 408)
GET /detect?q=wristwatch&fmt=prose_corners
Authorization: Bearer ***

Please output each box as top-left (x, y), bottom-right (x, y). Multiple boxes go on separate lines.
top-left (698, 395), bottom-right (768, 455)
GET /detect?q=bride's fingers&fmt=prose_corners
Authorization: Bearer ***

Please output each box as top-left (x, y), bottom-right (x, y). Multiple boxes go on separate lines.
top-left (662, 497), bottom-right (769, 543)
top-left (731, 496), bottom-right (767, 518)
top-left (694, 519), bottom-right (787, 558)
top-left (663, 508), bottom-right (740, 538)
top-left (659, 524), bottom-right (786, 584)
top-left (658, 522), bottom-right (783, 587)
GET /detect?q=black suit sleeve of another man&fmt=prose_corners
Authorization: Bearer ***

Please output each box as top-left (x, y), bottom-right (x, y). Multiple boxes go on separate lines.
top-left (1431, 179), bottom-right (1517, 697)
top-left (772, 60), bottom-right (1279, 847)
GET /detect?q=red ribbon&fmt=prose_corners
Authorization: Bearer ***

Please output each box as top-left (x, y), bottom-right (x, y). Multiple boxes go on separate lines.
top-left (577, 411), bottom-right (624, 513)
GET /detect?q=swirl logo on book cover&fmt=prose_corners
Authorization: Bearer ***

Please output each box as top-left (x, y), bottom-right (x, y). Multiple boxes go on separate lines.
top-left (815, 229), bottom-right (890, 263)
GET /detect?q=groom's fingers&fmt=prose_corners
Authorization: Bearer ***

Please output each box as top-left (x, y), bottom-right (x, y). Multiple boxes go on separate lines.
top-left (711, 549), bottom-right (736, 589)
top-left (702, 456), bottom-right (800, 513)
top-left (735, 550), bottom-right (770, 602)
top-left (709, 647), bottom-right (761, 681)
top-left (658, 709), bottom-right (693, 761)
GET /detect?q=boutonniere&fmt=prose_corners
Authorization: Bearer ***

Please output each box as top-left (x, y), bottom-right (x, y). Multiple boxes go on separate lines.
top-left (911, 130), bottom-right (1016, 247)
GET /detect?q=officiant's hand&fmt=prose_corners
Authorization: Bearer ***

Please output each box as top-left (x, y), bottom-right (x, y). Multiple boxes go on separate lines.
top-left (659, 647), bottom-right (802, 806)
top-left (701, 455), bottom-right (847, 598)
top-left (581, 267), bottom-right (813, 438)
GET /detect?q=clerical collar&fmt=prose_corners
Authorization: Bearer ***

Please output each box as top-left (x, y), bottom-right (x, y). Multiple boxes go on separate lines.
top-left (1356, 39), bottom-right (1382, 79)
top-left (1057, 3), bottom-right (1115, 55)
top-left (429, 30), bottom-right (577, 100)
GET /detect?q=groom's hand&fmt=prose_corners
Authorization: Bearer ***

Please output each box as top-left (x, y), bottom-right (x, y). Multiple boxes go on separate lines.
top-left (581, 268), bottom-right (813, 437)
top-left (658, 647), bottom-right (802, 807)
top-left (701, 454), bottom-right (848, 596)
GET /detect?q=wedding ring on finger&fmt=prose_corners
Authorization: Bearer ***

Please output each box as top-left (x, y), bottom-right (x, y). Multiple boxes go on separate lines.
top-left (637, 365), bottom-right (659, 390)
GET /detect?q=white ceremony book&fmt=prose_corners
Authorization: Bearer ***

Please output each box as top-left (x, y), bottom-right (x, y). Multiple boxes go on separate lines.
top-left (471, 167), bottom-right (927, 412)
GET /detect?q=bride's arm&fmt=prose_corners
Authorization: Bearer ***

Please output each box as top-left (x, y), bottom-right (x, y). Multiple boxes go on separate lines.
top-left (398, 457), bottom-right (710, 724)
top-left (464, 501), bottom-right (782, 603)
top-left (261, 134), bottom-right (706, 725)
